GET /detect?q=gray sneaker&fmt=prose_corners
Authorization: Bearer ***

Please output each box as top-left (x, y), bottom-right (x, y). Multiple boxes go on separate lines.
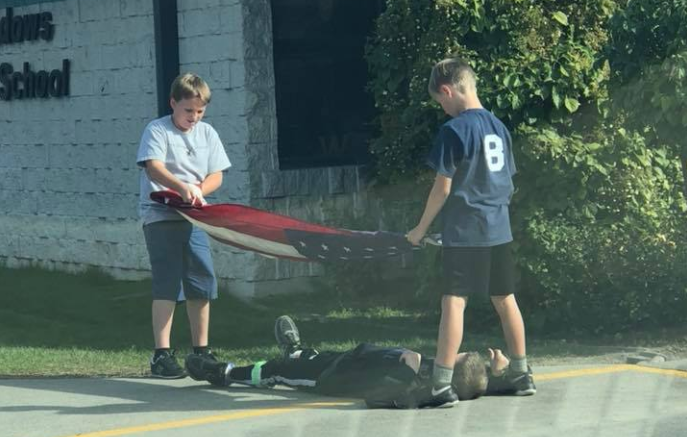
top-left (274, 315), bottom-right (301, 359)
top-left (508, 366), bottom-right (537, 396)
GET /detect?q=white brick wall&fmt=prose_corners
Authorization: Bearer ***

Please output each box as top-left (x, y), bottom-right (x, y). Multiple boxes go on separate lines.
top-left (0, 0), bottom-right (256, 288)
top-left (0, 0), bottom-right (368, 299)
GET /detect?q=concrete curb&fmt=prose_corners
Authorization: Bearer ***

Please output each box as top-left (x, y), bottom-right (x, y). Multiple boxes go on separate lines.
top-left (626, 351), bottom-right (667, 365)
top-left (636, 358), bottom-right (687, 371)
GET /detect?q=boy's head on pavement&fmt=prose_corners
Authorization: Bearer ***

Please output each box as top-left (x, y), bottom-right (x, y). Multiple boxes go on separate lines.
top-left (453, 352), bottom-right (489, 400)
top-left (169, 73), bottom-right (211, 132)
top-left (428, 57), bottom-right (480, 117)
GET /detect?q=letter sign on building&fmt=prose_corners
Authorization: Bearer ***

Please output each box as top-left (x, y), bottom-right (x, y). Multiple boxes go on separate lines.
top-left (0, 7), bottom-right (70, 101)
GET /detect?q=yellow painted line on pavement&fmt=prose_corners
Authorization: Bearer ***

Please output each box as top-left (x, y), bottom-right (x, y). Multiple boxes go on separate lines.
top-left (54, 400), bottom-right (355, 437)
top-left (535, 364), bottom-right (635, 381)
top-left (630, 366), bottom-right (687, 379)
top-left (536, 364), bottom-right (687, 381)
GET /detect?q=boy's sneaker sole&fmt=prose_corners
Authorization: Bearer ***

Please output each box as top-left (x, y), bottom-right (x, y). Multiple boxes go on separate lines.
top-left (150, 373), bottom-right (187, 380)
top-left (509, 371), bottom-right (537, 396)
top-left (515, 388), bottom-right (537, 396)
top-left (274, 315), bottom-right (301, 358)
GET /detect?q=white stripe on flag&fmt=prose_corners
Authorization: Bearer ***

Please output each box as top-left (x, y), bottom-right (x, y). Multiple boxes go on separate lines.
top-left (179, 211), bottom-right (307, 259)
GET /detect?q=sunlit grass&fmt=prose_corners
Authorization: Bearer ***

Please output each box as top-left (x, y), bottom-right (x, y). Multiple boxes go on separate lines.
top-left (0, 266), bottom-right (442, 377)
top-left (325, 307), bottom-right (415, 319)
top-left (1, 266), bottom-right (684, 377)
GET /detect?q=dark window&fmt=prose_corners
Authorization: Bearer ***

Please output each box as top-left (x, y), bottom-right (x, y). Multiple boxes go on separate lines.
top-left (271, 0), bottom-right (384, 169)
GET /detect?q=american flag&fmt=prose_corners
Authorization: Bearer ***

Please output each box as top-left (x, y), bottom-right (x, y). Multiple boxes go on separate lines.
top-left (151, 191), bottom-right (436, 262)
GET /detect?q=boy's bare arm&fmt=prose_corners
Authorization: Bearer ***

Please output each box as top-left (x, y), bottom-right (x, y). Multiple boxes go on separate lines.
top-left (407, 174), bottom-right (452, 245)
top-left (399, 350), bottom-right (422, 374)
top-left (488, 348), bottom-right (510, 376)
top-left (199, 171), bottom-right (223, 196)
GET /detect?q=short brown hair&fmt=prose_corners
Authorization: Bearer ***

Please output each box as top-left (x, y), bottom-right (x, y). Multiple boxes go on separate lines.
top-left (428, 58), bottom-right (477, 95)
top-left (452, 352), bottom-right (488, 400)
top-left (170, 72), bottom-right (211, 104)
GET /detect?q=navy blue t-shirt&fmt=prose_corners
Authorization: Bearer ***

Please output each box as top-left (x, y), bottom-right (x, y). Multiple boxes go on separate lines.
top-left (427, 108), bottom-right (516, 247)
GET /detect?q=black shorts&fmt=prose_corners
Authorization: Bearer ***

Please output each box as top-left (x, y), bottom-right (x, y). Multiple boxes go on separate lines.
top-left (442, 242), bottom-right (515, 297)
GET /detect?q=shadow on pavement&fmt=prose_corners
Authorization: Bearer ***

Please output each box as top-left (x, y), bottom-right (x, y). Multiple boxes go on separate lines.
top-left (0, 377), bottom-right (361, 416)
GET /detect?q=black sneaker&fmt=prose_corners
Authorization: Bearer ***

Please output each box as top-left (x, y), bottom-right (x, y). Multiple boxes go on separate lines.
top-left (194, 347), bottom-right (219, 362)
top-left (274, 315), bottom-right (301, 359)
top-left (508, 368), bottom-right (537, 396)
top-left (422, 385), bottom-right (460, 408)
top-left (150, 350), bottom-right (187, 379)
top-left (185, 353), bottom-right (234, 387)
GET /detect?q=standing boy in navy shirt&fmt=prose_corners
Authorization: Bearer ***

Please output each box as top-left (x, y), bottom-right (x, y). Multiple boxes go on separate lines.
top-left (407, 58), bottom-right (536, 407)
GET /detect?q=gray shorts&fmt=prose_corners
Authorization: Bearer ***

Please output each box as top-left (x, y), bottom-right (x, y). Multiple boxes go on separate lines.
top-left (143, 220), bottom-right (218, 302)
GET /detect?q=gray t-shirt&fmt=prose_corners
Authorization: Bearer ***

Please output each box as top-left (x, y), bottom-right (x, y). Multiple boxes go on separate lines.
top-left (136, 116), bottom-right (231, 225)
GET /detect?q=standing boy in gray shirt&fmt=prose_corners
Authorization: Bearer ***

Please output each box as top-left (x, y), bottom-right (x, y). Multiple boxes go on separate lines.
top-left (137, 73), bottom-right (231, 378)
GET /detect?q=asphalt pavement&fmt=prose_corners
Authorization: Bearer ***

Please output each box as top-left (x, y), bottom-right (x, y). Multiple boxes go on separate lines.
top-left (1, 362), bottom-right (686, 437)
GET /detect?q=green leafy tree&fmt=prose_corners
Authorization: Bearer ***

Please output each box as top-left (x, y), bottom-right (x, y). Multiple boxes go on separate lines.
top-left (366, 0), bottom-right (615, 181)
top-left (608, 0), bottom-right (687, 196)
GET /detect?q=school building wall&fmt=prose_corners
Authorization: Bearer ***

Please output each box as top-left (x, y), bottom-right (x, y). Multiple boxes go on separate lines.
top-left (0, 0), bottom-right (367, 299)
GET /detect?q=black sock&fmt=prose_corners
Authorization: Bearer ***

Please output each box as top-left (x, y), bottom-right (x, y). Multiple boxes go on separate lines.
top-left (154, 348), bottom-right (170, 359)
top-left (229, 365), bottom-right (252, 382)
top-left (193, 346), bottom-right (210, 355)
